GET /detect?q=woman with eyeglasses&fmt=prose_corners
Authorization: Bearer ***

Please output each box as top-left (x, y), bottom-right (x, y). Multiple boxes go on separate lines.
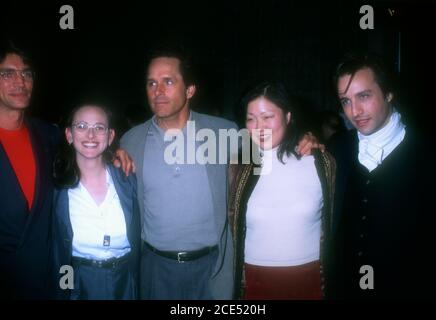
top-left (52, 102), bottom-right (140, 300)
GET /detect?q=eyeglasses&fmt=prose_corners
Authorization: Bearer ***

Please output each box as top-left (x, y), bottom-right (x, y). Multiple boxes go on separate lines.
top-left (0, 68), bottom-right (34, 82)
top-left (72, 122), bottom-right (109, 135)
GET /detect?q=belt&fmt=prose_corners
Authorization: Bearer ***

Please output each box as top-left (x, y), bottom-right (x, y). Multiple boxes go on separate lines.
top-left (72, 253), bottom-right (130, 269)
top-left (144, 242), bottom-right (218, 263)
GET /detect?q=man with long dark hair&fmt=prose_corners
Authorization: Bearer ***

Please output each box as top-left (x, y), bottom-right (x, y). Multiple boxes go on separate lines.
top-left (328, 52), bottom-right (435, 299)
top-left (0, 41), bottom-right (59, 299)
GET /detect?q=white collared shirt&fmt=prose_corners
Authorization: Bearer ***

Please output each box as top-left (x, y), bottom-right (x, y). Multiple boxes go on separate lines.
top-left (68, 168), bottom-right (131, 260)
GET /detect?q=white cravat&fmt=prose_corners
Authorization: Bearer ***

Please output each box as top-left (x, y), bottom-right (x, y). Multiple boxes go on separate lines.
top-left (358, 110), bottom-right (406, 172)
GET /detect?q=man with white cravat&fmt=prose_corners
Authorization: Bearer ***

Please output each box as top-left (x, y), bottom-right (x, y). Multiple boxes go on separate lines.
top-left (327, 53), bottom-right (435, 299)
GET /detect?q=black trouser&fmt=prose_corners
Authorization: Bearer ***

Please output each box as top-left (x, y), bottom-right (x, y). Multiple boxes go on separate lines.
top-left (70, 255), bottom-right (136, 300)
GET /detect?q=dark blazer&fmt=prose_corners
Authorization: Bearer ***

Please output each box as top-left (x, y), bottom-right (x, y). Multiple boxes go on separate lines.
top-left (327, 129), bottom-right (436, 298)
top-left (0, 118), bottom-right (59, 299)
top-left (51, 165), bottom-right (141, 299)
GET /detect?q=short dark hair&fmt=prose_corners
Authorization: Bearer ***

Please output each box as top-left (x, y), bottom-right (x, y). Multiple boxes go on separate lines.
top-left (53, 102), bottom-right (117, 189)
top-left (146, 45), bottom-right (196, 87)
top-left (333, 52), bottom-right (397, 99)
top-left (240, 81), bottom-right (302, 163)
top-left (0, 40), bottom-right (32, 66)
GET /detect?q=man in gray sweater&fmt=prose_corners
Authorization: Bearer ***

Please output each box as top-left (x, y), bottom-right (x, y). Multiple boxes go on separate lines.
top-left (121, 47), bottom-right (236, 299)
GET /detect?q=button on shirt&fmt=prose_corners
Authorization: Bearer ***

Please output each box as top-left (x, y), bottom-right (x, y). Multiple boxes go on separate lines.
top-left (141, 115), bottom-right (217, 251)
top-left (68, 169), bottom-right (131, 260)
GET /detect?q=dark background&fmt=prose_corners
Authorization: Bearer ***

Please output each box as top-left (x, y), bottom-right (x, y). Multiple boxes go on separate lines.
top-left (1, 0), bottom-right (435, 136)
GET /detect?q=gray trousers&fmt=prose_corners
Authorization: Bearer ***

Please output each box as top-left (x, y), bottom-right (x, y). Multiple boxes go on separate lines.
top-left (140, 244), bottom-right (218, 300)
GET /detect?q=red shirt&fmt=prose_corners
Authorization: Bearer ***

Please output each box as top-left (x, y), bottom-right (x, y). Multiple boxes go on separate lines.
top-left (0, 125), bottom-right (36, 210)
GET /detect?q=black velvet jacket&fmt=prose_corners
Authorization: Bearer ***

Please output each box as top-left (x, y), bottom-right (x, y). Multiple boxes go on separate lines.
top-left (327, 129), bottom-right (436, 299)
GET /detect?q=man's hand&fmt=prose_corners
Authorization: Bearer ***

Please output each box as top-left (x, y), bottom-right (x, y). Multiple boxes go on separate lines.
top-left (113, 148), bottom-right (136, 176)
top-left (296, 132), bottom-right (325, 156)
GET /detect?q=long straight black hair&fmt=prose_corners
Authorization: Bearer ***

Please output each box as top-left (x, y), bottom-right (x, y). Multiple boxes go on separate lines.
top-left (240, 81), bottom-right (302, 163)
top-left (53, 103), bottom-right (117, 189)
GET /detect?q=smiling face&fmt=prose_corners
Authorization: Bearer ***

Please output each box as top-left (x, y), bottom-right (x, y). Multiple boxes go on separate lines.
top-left (245, 97), bottom-right (291, 150)
top-left (0, 53), bottom-right (33, 112)
top-left (337, 67), bottom-right (393, 136)
top-left (65, 105), bottom-right (115, 162)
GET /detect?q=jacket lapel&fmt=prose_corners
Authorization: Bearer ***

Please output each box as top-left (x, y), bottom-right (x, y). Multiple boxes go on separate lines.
top-left (108, 165), bottom-right (133, 232)
top-left (134, 121), bottom-right (151, 225)
top-left (192, 112), bottom-right (223, 228)
top-left (19, 120), bottom-right (52, 245)
top-left (54, 188), bottom-right (73, 240)
top-left (27, 119), bottom-right (50, 213)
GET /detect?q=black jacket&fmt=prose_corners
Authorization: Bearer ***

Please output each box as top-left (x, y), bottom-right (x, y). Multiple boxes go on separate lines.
top-left (0, 118), bottom-right (59, 299)
top-left (327, 129), bottom-right (436, 299)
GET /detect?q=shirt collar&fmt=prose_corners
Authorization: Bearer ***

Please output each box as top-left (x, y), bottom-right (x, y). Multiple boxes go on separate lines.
top-left (151, 111), bottom-right (193, 132)
top-left (77, 166), bottom-right (112, 191)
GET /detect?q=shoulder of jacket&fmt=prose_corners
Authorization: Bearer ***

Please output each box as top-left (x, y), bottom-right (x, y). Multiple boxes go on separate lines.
top-left (121, 121), bottom-right (151, 142)
top-left (192, 111), bottom-right (238, 130)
